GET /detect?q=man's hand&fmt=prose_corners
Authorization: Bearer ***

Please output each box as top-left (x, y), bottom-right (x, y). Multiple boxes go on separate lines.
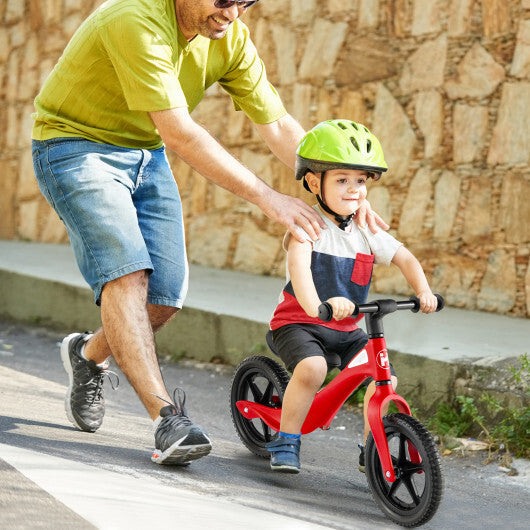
top-left (259, 189), bottom-right (327, 243)
top-left (355, 198), bottom-right (390, 233)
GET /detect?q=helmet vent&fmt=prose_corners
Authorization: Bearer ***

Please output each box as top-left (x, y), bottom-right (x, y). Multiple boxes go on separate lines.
top-left (350, 136), bottom-right (360, 151)
top-left (337, 122), bottom-right (347, 130)
top-left (351, 122), bottom-right (359, 130)
top-left (366, 139), bottom-right (372, 152)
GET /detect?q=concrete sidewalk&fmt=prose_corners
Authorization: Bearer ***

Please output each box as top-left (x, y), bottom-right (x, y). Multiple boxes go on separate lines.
top-left (0, 240), bottom-right (528, 411)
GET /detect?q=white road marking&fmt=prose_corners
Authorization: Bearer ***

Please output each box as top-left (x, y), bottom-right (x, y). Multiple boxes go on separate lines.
top-left (0, 443), bottom-right (328, 530)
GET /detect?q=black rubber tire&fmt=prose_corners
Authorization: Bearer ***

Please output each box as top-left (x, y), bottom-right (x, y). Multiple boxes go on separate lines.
top-left (230, 355), bottom-right (290, 457)
top-left (365, 413), bottom-right (444, 527)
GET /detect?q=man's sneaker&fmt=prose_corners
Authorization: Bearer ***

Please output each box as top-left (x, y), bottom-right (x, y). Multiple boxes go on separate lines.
top-left (266, 436), bottom-right (301, 473)
top-left (358, 443), bottom-right (365, 473)
top-left (151, 388), bottom-right (212, 465)
top-left (60, 332), bottom-right (118, 433)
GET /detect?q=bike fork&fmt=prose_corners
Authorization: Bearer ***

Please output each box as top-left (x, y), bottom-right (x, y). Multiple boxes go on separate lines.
top-left (367, 382), bottom-right (412, 482)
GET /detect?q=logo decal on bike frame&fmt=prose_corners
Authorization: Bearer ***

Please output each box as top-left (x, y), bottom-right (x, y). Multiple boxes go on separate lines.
top-left (377, 349), bottom-right (389, 369)
top-left (347, 349), bottom-right (368, 369)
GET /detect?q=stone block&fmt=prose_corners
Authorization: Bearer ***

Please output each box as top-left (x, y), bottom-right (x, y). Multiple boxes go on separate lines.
top-left (414, 90), bottom-right (443, 158)
top-left (17, 200), bottom-right (40, 241)
top-left (372, 84), bottom-right (416, 182)
top-left (337, 91), bottom-right (367, 125)
top-left (291, 84), bottom-right (313, 130)
top-left (358, 0), bottom-right (380, 29)
top-left (371, 263), bottom-right (411, 294)
top-left (481, 0), bottom-right (512, 37)
top-left (298, 19), bottom-right (347, 79)
top-left (432, 257), bottom-right (478, 308)
top-left (187, 214), bottom-right (232, 268)
top-left (510, 19), bottom-right (530, 78)
top-left (411, 0), bottom-right (443, 36)
top-left (477, 250), bottom-right (516, 313)
top-left (9, 22), bottom-right (26, 49)
top-left (367, 185), bottom-right (392, 227)
top-left (487, 82), bottom-right (530, 166)
top-left (233, 219), bottom-right (281, 274)
top-left (463, 178), bottom-right (492, 242)
top-left (399, 34), bottom-right (447, 92)
top-left (434, 171), bottom-right (461, 239)
top-left (335, 36), bottom-right (402, 88)
top-left (448, 0), bottom-right (474, 36)
top-left (398, 168), bottom-right (433, 240)
top-left (5, 0), bottom-right (25, 23)
top-left (0, 159), bottom-right (16, 239)
top-left (271, 25), bottom-right (296, 85)
top-left (499, 174), bottom-right (530, 245)
top-left (290, 0), bottom-right (317, 26)
top-left (445, 43), bottom-right (505, 99)
top-left (16, 150), bottom-right (39, 201)
top-left (452, 104), bottom-right (489, 163)
top-left (328, 0), bottom-right (355, 14)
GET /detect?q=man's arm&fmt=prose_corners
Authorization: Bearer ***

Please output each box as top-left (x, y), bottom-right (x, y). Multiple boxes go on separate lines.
top-left (149, 107), bottom-right (324, 242)
top-left (254, 114), bottom-right (305, 170)
top-left (391, 246), bottom-right (437, 313)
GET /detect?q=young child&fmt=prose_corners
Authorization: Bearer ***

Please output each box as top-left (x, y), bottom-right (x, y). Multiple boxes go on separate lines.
top-left (266, 119), bottom-right (437, 473)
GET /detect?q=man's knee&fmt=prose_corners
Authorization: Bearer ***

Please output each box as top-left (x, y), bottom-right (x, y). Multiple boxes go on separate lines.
top-left (148, 304), bottom-right (178, 331)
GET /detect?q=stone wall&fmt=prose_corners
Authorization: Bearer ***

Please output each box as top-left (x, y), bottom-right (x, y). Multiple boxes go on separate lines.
top-left (1, 0), bottom-right (529, 318)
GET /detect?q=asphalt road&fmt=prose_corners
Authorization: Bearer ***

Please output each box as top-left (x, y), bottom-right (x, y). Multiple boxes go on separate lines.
top-left (0, 320), bottom-right (528, 529)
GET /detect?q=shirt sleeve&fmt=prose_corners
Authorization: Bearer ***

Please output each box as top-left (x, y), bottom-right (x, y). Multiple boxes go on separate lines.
top-left (218, 24), bottom-right (287, 124)
top-left (359, 227), bottom-right (403, 266)
top-left (99, 11), bottom-right (188, 112)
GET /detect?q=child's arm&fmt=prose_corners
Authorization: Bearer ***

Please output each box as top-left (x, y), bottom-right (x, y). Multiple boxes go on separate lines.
top-left (391, 247), bottom-right (438, 313)
top-left (287, 237), bottom-right (355, 320)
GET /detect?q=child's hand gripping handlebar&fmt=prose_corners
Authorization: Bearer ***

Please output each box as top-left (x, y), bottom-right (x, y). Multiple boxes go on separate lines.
top-left (317, 295), bottom-right (445, 322)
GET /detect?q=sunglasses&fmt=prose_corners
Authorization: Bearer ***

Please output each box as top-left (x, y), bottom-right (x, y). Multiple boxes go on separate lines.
top-left (214, 0), bottom-right (259, 9)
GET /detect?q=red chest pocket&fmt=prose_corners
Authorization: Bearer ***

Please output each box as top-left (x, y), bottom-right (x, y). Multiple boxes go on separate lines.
top-left (351, 253), bottom-right (374, 286)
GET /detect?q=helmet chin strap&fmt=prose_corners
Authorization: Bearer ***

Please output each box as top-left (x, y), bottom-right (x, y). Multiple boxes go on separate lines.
top-left (316, 171), bottom-right (355, 230)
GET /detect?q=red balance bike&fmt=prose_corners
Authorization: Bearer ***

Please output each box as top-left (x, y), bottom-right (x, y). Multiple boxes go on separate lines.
top-left (230, 296), bottom-right (445, 527)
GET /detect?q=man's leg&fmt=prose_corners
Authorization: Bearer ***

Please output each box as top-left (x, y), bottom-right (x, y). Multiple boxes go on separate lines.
top-left (90, 269), bottom-right (176, 419)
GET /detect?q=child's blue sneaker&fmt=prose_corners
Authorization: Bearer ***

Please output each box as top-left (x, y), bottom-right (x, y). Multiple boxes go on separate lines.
top-left (266, 436), bottom-right (301, 473)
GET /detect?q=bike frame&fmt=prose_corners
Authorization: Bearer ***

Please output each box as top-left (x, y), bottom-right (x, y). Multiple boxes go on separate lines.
top-left (236, 298), bottom-right (430, 483)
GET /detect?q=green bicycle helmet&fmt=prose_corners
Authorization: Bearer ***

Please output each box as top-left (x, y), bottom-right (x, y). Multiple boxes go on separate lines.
top-left (295, 120), bottom-right (388, 229)
top-left (295, 120), bottom-right (388, 188)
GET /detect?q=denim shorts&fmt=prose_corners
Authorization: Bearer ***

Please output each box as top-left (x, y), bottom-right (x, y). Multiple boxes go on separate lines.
top-left (32, 137), bottom-right (188, 307)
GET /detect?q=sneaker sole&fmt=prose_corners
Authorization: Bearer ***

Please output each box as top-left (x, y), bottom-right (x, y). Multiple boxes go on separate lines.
top-left (270, 463), bottom-right (300, 474)
top-left (151, 433), bottom-right (212, 466)
top-left (60, 332), bottom-right (96, 433)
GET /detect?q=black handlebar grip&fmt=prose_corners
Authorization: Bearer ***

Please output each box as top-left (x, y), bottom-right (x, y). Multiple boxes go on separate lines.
top-left (435, 294), bottom-right (444, 312)
top-left (318, 301), bottom-right (333, 322)
top-left (410, 294), bottom-right (445, 313)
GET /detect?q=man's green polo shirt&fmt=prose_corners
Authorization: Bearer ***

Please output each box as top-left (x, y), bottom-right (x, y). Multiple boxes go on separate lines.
top-left (32, 0), bottom-right (286, 149)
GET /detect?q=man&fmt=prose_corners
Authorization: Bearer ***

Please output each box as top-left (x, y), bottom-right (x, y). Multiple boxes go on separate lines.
top-left (32, 0), bottom-right (386, 465)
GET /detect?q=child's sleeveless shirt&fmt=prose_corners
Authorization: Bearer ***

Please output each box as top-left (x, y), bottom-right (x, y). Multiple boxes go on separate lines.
top-left (270, 206), bottom-right (402, 332)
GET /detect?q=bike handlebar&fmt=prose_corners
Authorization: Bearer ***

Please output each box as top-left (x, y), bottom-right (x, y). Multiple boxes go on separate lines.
top-left (317, 294), bottom-right (444, 322)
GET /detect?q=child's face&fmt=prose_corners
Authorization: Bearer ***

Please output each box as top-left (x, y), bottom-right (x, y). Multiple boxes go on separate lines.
top-left (312, 169), bottom-right (368, 217)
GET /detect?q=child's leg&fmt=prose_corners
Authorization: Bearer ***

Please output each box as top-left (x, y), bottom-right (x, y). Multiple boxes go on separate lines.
top-left (280, 356), bottom-right (328, 434)
top-left (266, 356), bottom-right (327, 473)
top-left (363, 375), bottom-right (398, 443)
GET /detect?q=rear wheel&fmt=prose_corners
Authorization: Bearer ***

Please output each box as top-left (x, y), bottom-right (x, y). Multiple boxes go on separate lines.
top-left (365, 413), bottom-right (444, 527)
top-left (230, 356), bottom-right (290, 457)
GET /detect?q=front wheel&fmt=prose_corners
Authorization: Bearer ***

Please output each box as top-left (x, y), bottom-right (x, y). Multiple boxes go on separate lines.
top-left (365, 413), bottom-right (444, 527)
top-left (230, 356), bottom-right (290, 457)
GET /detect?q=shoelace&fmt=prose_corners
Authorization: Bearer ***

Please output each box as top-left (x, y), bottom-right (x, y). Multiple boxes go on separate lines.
top-left (151, 388), bottom-right (193, 426)
top-left (83, 362), bottom-right (120, 405)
